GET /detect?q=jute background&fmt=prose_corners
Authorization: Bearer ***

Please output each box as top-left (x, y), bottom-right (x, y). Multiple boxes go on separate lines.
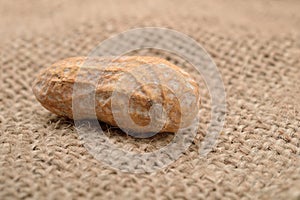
top-left (1, 0), bottom-right (300, 199)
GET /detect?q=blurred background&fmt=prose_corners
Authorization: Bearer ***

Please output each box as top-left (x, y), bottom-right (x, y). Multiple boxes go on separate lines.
top-left (1, 0), bottom-right (300, 40)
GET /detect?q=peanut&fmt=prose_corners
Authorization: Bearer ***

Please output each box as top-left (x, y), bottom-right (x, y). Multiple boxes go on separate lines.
top-left (32, 56), bottom-right (200, 133)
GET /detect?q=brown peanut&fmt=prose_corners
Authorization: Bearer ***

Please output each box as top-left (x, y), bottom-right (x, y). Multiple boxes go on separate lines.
top-left (32, 56), bottom-right (200, 133)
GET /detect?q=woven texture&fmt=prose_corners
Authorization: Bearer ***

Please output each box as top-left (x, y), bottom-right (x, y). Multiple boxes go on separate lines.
top-left (1, 1), bottom-right (300, 199)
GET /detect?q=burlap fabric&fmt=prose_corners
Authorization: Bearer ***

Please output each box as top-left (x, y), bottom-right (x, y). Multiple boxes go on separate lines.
top-left (1, 1), bottom-right (300, 199)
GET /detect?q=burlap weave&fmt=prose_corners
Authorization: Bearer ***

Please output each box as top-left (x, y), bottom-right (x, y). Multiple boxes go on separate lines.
top-left (1, 1), bottom-right (300, 199)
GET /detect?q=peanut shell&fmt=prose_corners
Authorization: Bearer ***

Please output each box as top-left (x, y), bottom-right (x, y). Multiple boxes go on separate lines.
top-left (32, 56), bottom-right (200, 133)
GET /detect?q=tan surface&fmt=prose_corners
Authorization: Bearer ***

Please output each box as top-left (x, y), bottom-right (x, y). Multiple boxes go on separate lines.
top-left (1, 0), bottom-right (300, 199)
top-left (1, 0), bottom-right (300, 39)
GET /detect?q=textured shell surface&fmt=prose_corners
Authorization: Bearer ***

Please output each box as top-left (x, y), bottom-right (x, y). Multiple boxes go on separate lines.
top-left (32, 56), bottom-right (200, 133)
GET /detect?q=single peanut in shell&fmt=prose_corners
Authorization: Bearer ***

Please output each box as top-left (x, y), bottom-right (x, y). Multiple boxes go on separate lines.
top-left (32, 56), bottom-right (200, 133)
